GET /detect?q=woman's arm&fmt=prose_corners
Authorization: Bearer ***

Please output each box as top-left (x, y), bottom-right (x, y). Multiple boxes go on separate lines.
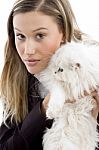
top-left (0, 101), bottom-right (47, 150)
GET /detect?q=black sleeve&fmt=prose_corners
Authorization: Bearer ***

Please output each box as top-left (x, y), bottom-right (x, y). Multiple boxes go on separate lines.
top-left (0, 101), bottom-right (47, 150)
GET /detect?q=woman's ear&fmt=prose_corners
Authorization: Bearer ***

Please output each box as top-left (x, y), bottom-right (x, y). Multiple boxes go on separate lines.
top-left (60, 40), bottom-right (65, 46)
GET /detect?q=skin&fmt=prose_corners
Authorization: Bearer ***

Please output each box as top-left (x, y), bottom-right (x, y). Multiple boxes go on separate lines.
top-left (13, 11), bottom-right (99, 117)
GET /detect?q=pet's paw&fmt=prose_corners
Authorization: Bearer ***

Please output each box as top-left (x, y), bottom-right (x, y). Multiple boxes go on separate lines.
top-left (46, 109), bottom-right (54, 119)
top-left (46, 106), bottom-right (62, 119)
top-left (46, 97), bottom-right (65, 119)
top-left (78, 95), bottom-right (94, 112)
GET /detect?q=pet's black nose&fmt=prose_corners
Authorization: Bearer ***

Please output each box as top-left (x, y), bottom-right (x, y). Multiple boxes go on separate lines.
top-left (58, 68), bottom-right (63, 72)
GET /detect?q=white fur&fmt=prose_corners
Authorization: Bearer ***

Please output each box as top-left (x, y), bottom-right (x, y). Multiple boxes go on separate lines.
top-left (35, 42), bottom-right (99, 150)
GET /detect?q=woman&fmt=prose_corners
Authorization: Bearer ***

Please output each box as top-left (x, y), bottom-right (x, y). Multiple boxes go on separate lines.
top-left (0, 0), bottom-right (99, 149)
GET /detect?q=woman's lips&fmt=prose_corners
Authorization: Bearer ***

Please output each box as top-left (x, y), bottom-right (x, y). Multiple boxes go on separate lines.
top-left (24, 59), bottom-right (40, 66)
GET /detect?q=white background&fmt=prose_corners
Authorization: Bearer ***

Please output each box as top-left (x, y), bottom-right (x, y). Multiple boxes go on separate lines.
top-left (0, 0), bottom-right (99, 74)
top-left (0, 0), bottom-right (99, 123)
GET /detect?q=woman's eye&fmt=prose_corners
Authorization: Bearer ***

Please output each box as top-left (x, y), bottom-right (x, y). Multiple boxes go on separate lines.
top-left (35, 33), bottom-right (46, 40)
top-left (16, 34), bottom-right (25, 40)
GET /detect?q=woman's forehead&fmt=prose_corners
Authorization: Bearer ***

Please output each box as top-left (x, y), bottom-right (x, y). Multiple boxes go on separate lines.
top-left (13, 11), bottom-right (59, 31)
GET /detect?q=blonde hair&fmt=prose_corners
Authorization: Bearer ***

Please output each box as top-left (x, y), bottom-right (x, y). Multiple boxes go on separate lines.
top-left (0, 0), bottom-right (83, 124)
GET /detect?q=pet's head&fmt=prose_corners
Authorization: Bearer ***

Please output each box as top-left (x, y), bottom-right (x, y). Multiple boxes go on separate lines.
top-left (50, 43), bottom-right (82, 82)
top-left (53, 62), bottom-right (81, 82)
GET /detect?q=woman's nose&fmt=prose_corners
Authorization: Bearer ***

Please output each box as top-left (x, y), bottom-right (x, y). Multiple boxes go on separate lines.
top-left (24, 38), bottom-right (36, 54)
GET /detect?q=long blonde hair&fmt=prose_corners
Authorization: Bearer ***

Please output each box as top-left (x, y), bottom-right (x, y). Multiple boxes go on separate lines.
top-left (0, 0), bottom-right (83, 124)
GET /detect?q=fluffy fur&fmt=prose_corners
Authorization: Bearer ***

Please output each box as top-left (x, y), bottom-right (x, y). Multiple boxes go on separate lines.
top-left (35, 42), bottom-right (99, 150)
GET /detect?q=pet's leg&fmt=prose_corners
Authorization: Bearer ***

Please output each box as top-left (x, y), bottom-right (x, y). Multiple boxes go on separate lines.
top-left (46, 83), bottom-right (66, 119)
top-left (43, 116), bottom-right (80, 150)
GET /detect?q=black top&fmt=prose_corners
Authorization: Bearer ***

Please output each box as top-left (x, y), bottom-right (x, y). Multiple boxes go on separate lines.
top-left (0, 74), bottom-right (53, 150)
top-left (0, 74), bottom-right (98, 150)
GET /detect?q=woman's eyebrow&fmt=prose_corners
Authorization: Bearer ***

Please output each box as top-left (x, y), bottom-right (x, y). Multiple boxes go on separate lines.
top-left (32, 27), bottom-right (48, 32)
top-left (14, 27), bottom-right (22, 32)
top-left (14, 27), bottom-right (48, 32)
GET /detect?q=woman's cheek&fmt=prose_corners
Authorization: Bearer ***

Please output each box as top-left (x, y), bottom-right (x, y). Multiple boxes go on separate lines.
top-left (42, 42), bottom-right (59, 56)
top-left (15, 42), bottom-right (24, 56)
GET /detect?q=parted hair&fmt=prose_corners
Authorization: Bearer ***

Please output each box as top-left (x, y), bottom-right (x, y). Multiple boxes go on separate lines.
top-left (0, 0), bottom-right (83, 124)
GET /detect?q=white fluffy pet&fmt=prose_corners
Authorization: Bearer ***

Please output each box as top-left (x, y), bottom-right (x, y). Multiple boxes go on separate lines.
top-left (35, 42), bottom-right (99, 150)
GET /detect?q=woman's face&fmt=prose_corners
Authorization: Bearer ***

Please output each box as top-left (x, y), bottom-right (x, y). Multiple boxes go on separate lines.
top-left (13, 11), bottom-right (63, 74)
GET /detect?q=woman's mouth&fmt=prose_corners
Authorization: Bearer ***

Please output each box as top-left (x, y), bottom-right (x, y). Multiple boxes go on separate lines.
top-left (24, 59), bottom-right (40, 66)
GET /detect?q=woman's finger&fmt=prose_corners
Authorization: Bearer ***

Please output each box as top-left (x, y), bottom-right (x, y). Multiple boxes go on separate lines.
top-left (91, 98), bottom-right (98, 119)
top-left (41, 94), bottom-right (50, 112)
top-left (91, 90), bottom-right (99, 111)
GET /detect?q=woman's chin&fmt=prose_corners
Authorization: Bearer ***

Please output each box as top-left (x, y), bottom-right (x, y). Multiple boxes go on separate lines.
top-left (26, 68), bottom-right (41, 75)
top-left (26, 64), bottom-right (48, 75)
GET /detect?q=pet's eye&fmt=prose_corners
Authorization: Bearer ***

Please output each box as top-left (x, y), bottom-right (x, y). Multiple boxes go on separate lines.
top-left (76, 63), bottom-right (80, 68)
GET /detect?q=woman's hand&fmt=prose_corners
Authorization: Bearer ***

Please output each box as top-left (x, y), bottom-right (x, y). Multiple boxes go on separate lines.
top-left (91, 90), bottom-right (99, 119)
top-left (41, 94), bottom-right (50, 113)
top-left (41, 90), bottom-right (99, 119)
